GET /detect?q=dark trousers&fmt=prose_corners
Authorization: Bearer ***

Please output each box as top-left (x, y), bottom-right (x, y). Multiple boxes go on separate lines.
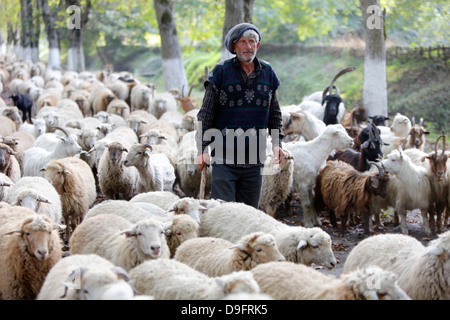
top-left (211, 163), bottom-right (263, 208)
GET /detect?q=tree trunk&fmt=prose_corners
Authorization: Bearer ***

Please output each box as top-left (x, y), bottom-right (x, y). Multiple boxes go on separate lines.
top-left (360, 0), bottom-right (388, 117)
top-left (30, 0), bottom-right (41, 63)
top-left (20, 0), bottom-right (32, 61)
top-left (66, 0), bottom-right (90, 72)
top-left (220, 0), bottom-right (255, 62)
top-left (153, 0), bottom-right (188, 96)
top-left (7, 24), bottom-right (20, 55)
top-left (40, 0), bottom-right (62, 70)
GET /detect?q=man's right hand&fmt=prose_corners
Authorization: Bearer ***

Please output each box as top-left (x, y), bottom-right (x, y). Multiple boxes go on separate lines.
top-left (196, 153), bottom-right (210, 171)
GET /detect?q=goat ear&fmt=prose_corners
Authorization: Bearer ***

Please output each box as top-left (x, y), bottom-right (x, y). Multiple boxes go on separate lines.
top-left (423, 130), bottom-right (430, 135)
top-left (370, 176), bottom-right (379, 189)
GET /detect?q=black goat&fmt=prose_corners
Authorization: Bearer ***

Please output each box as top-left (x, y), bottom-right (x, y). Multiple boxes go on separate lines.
top-left (329, 121), bottom-right (384, 171)
top-left (10, 93), bottom-right (33, 123)
top-left (321, 67), bottom-right (355, 125)
top-left (369, 115), bottom-right (390, 126)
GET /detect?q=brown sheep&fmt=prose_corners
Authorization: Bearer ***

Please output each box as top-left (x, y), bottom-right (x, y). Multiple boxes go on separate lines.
top-left (0, 206), bottom-right (63, 300)
top-left (314, 160), bottom-right (389, 236)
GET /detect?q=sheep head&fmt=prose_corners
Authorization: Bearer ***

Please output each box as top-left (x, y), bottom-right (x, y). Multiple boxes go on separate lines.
top-left (5, 214), bottom-right (64, 260)
top-left (107, 142), bottom-right (128, 165)
top-left (121, 219), bottom-right (167, 259)
top-left (0, 143), bottom-right (17, 169)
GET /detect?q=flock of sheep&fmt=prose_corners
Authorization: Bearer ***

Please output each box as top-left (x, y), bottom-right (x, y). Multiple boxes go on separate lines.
top-left (0, 53), bottom-right (449, 301)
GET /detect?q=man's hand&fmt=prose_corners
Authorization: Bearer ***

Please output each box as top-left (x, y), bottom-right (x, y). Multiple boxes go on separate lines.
top-left (196, 153), bottom-right (211, 171)
top-left (272, 145), bottom-right (284, 164)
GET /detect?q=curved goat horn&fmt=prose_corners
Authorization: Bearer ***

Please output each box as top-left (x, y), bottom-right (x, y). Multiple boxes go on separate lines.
top-left (181, 84), bottom-right (185, 98)
top-left (368, 161), bottom-right (385, 177)
top-left (188, 86), bottom-right (194, 96)
top-left (434, 135), bottom-right (444, 157)
top-left (323, 67), bottom-right (356, 99)
top-left (53, 126), bottom-right (70, 137)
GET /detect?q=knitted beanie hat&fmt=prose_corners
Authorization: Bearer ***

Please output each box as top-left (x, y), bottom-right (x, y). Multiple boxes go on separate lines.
top-left (224, 23), bottom-right (261, 54)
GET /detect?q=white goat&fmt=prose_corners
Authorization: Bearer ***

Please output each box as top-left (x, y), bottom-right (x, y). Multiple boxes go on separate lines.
top-left (283, 124), bottom-right (354, 227)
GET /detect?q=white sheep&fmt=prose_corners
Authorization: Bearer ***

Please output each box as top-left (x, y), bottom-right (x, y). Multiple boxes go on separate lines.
top-left (0, 115), bottom-right (16, 137)
top-left (252, 261), bottom-right (410, 300)
top-left (94, 111), bottom-right (126, 129)
top-left (22, 126), bottom-right (82, 177)
top-left (283, 124), bottom-right (354, 227)
top-left (174, 232), bottom-right (285, 277)
top-left (6, 176), bottom-right (62, 224)
top-left (259, 148), bottom-right (295, 217)
top-left (42, 157), bottom-right (97, 240)
top-left (19, 117), bottom-right (46, 138)
top-left (0, 206), bottom-right (63, 300)
top-left (380, 113), bottom-right (412, 156)
top-left (37, 254), bottom-right (137, 300)
top-left (84, 200), bottom-right (167, 222)
top-left (149, 92), bottom-right (178, 119)
top-left (130, 84), bottom-right (155, 111)
top-left (130, 191), bottom-right (180, 211)
top-left (123, 143), bottom-right (176, 193)
top-left (166, 197), bottom-right (208, 224)
top-left (70, 214), bottom-right (170, 271)
top-left (84, 200), bottom-right (198, 258)
top-left (129, 259), bottom-right (260, 300)
top-left (343, 231), bottom-right (450, 300)
top-left (200, 202), bottom-right (336, 269)
top-left (2, 130), bottom-right (35, 171)
top-left (372, 147), bottom-right (433, 235)
top-left (126, 110), bottom-right (157, 137)
top-left (106, 98), bottom-right (131, 120)
top-left (97, 141), bottom-right (140, 200)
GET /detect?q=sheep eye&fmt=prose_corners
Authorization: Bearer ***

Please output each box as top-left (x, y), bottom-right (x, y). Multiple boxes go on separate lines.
top-left (256, 248), bottom-right (263, 252)
top-left (26, 232), bottom-right (31, 236)
top-left (176, 232), bottom-right (182, 237)
top-left (137, 232), bottom-right (142, 236)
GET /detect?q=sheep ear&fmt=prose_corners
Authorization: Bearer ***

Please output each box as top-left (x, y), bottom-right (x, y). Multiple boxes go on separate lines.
top-left (121, 229), bottom-right (137, 237)
top-left (4, 227), bottom-right (23, 235)
top-left (163, 221), bottom-right (173, 235)
top-left (229, 243), bottom-right (247, 251)
top-left (54, 224), bottom-right (67, 231)
top-left (297, 240), bottom-right (308, 250)
top-left (215, 277), bottom-right (225, 288)
top-left (110, 266), bottom-right (130, 282)
top-left (198, 205), bottom-right (208, 212)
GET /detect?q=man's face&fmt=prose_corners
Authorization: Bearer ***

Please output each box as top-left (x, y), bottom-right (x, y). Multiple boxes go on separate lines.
top-left (233, 36), bottom-right (260, 63)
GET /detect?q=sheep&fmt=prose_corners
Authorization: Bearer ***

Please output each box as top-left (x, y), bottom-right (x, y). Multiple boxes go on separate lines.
top-left (94, 110), bottom-right (127, 129)
top-left (106, 98), bottom-right (131, 119)
top-left (282, 110), bottom-right (326, 142)
top-left (10, 93), bottom-right (33, 123)
top-left (70, 214), bottom-right (170, 271)
top-left (259, 148), bottom-right (295, 217)
top-left (22, 126), bottom-right (82, 177)
top-left (130, 190), bottom-right (180, 211)
top-left (373, 147), bottom-right (433, 235)
top-left (0, 173), bottom-right (13, 202)
top-left (149, 92), bottom-right (178, 119)
top-left (174, 232), bottom-right (285, 277)
top-left (343, 231), bottom-right (450, 300)
top-left (84, 200), bottom-right (198, 257)
top-left (200, 202), bottom-right (336, 269)
top-left (159, 110), bottom-right (184, 131)
top-left (69, 89), bottom-right (92, 117)
top-left (36, 89), bottom-right (61, 110)
top-left (6, 176), bottom-right (62, 225)
top-left (251, 261), bottom-right (410, 300)
top-left (129, 259), bottom-right (260, 300)
top-left (314, 160), bottom-right (390, 236)
top-left (0, 143), bottom-right (21, 182)
top-left (106, 79), bottom-right (130, 101)
top-left (37, 254), bottom-right (137, 300)
top-left (130, 83), bottom-right (155, 111)
top-left (139, 128), bottom-right (178, 149)
top-left (166, 197), bottom-right (208, 224)
top-left (0, 206), bottom-right (64, 300)
top-left (123, 143), bottom-right (176, 193)
top-left (0, 115), bottom-right (16, 137)
top-left (91, 87), bottom-right (116, 115)
top-left (177, 131), bottom-right (212, 198)
top-left (126, 110), bottom-right (157, 137)
top-left (97, 141), bottom-right (140, 200)
top-left (142, 118), bottom-right (178, 144)
top-left (42, 157), bottom-right (97, 240)
top-left (1, 131), bottom-right (35, 171)
top-left (0, 106), bottom-right (22, 129)
top-left (283, 124), bottom-right (354, 227)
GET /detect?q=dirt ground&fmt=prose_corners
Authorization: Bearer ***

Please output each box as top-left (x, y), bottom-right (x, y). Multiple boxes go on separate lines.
top-left (276, 194), bottom-right (441, 278)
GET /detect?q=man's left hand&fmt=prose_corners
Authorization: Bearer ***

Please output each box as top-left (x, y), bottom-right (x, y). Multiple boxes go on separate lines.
top-left (272, 145), bottom-right (284, 164)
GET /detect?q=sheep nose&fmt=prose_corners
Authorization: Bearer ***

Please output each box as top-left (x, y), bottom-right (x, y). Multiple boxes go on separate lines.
top-left (151, 245), bottom-right (161, 254)
top-left (37, 249), bottom-right (48, 259)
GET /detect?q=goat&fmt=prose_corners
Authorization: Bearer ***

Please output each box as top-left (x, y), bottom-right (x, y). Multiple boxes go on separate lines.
top-left (10, 93), bottom-right (33, 123)
top-left (315, 161), bottom-right (389, 236)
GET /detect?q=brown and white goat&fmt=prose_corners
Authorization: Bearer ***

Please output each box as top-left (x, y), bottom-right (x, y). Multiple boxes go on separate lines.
top-left (403, 117), bottom-right (430, 151)
top-left (314, 160), bottom-right (389, 236)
